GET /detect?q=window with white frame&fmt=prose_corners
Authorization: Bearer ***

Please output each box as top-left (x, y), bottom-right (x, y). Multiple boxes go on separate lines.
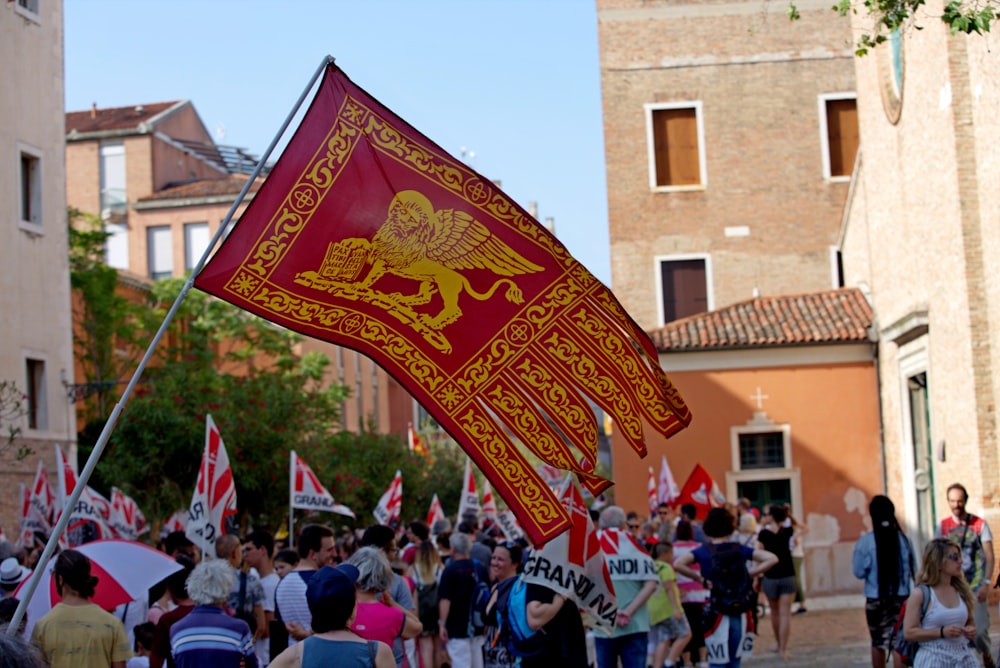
top-left (18, 145), bottom-right (42, 230)
top-left (25, 358), bottom-right (47, 431)
top-left (819, 94), bottom-right (859, 180)
top-left (147, 226), bottom-right (173, 280)
top-left (14, 0), bottom-right (39, 20)
top-left (657, 255), bottom-right (711, 325)
top-left (184, 222), bottom-right (210, 272)
top-left (645, 102), bottom-right (706, 190)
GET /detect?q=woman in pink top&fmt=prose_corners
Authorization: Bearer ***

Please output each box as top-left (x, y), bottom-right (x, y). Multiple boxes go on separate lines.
top-left (347, 547), bottom-right (422, 662)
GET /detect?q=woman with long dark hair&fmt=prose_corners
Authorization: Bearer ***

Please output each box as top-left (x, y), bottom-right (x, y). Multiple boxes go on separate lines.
top-left (852, 495), bottom-right (916, 668)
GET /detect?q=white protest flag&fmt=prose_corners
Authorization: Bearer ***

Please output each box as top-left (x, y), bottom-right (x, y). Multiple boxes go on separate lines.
top-left (373, 470), bottom-right (402, 526)
top-left (186, 414), bottom-right (238, 555)
top-left (109, 487), bottom-right (148, 541)
top-left (647, 467), bottom-right (657, 514)
top-left (522, 479), bottom-right (618, 632)
top-left (290, 451), bottom-right (355, 517)
top-left (481, 479), bottom-right (498, 522)
top-left (162, 510), bottom-right (188, 535)
top-left (495, 509), bottom-right (525, 542)
top-left (426, 494), bottom-right (446, 528)
top-left (55, 444), bottom-right (111, 546)
top-left (599, 520), bottom-right (658, 584)
top-left (657, 454), bottom-right (680, 506)
top-left (457, 458), bottom-right (480, 520)
top-left (19, 460), bottom-right (54, 548)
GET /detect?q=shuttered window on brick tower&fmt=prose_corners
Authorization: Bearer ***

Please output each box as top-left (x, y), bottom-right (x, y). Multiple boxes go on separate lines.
top-left (660, 258), bottom-right (707, 323)
top-left (825, 98), bottom-right (859, 178)
top-left (652, 107), bottom-right (701, 187)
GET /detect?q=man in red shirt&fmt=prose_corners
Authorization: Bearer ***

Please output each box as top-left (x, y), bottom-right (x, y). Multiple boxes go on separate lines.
top-left (938, 482), bottom-right (995, 668)
top-left (149, 557), bottom-right (196, 668)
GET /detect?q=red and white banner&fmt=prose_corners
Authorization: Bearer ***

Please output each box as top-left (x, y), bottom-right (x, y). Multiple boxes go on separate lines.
top-left (109, 487), bottom-right (148, 541)
top-left (535, 463), bottom-right (565, 488)
top-left (677, 463), bottom-right (727, 520)
top-left (647, 467), bottom-right (658, 514)
top-left (496, 509), bottom-right (525, 542)
top-left (373, 469), bottom-right (402, 527)
top-left (426, 493), bottom-right (445, 528)
top-left (457, 458), bottom-right (480, 520)
top-left (186, 415), bottom-right (238, 553)
top-left (55, 445), bottom-right (111, 546)
top-left (522, 481), bottom-right (617, 631)
top-left (657, 454), bottom-right (681, 506)
top-left (162, 510), bottom-right (188, 535)
top-left (19, 460), bottom-right (54, 548)
top-left (481, 480), bottom-right (498, 522)
top-left (599, 526), bottom-right (658, 582)
top-left (290, 450), bottom-right (355, 517)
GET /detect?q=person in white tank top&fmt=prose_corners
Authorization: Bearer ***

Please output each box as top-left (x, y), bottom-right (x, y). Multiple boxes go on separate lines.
top-left (903, 538), bottom-right (979, 668)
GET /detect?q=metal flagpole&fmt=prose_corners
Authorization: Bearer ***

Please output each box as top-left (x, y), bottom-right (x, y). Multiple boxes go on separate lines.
top-left (7, 54), bottom-right (336, 636)
top-left (289, 451), bottom-right (296, 550)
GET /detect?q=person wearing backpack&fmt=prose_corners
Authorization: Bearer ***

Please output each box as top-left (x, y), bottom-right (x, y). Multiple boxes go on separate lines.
top-left (902, 538), bottom-right (979, 667)
top-left (410, 541), bottom-right (443, 668)
top-left (675, 508), bottom-right (777, 668)
top-left (438, 532), bottom-right (486, 668)
top-left (482, 541), bottom-right (522, 668)
top-left (851, 495), bottom-right (916, 668)
top-left (757, 505), bottom-right (796, 660)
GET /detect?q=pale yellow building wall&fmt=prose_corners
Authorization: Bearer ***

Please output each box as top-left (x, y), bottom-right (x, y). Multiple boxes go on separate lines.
top-left (0, 0), bottom-right (75, 532)
top-left (843, 4), bottom-right (1000, 549)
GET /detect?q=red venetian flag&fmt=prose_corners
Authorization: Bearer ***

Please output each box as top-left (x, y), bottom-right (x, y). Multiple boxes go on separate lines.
top-left (193, 63), bottom-right (691, 544)
top-left (426, 493), bottom-right (445, 528)
top-left (290, 450), bottom-right (355, 517)
top-left (373, 469), bottom-right (402, 527)
top-left (186, 414), bottom-right (238, 554)
top-left (677, 463), bottom-right (727, 520)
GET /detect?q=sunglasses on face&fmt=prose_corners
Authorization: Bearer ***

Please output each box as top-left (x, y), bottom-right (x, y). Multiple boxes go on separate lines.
top-left (945, 552), bottom-right (962, 561)
top-left (627, 524), bottom-right (640, 530)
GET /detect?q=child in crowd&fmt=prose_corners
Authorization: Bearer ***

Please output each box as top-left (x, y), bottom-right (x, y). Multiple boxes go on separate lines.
top-left (648, 542), bottom-right (692, 668)
top-left (273, 549), bottom-right (300, 579)
top-left (126, 622), bottom-right (155, 668)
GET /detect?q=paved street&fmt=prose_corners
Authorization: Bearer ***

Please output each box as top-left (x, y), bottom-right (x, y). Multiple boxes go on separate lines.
top-left (741, 596), bottom-right (1000, 667)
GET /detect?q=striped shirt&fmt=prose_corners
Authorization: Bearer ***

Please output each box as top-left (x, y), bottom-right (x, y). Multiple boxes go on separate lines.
top-left (274, 570), bottom-right (316, 647)
top-left (170, 605), bottom-right (258, 668)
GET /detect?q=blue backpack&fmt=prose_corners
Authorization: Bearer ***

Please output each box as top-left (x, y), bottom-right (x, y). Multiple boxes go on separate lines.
top-left (494, 575), bottom-right (547, 657)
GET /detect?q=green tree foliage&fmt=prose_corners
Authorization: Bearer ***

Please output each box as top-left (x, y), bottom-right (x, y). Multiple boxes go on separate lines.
top-left (788, 0), bottom-right (995, 55)
top-left (68, 208), bottom-right (143, 423)
top-left (297, 428), bottom-right (465, 532)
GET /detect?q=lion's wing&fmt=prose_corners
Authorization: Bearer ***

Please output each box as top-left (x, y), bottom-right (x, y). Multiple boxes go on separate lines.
top-left (426, 208), bottom-right (543, 277)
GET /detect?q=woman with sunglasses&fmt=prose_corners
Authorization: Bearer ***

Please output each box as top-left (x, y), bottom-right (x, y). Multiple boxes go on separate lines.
top-left (903, 538), bottom-right (978, 667)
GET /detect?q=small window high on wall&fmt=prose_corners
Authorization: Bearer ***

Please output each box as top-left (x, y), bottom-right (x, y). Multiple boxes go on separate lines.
top-left (147, 226), bottom-right (174, 280)
top-left (819, 94), bottom-right (859, 180)
top-left (645, 102), bottom-right (706, 190)
top-left (26, 358), bottom-right (47, 431)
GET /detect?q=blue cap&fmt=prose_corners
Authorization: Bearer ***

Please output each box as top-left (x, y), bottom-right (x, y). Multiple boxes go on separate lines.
top-left (306, 563), bottom-right (359, 609)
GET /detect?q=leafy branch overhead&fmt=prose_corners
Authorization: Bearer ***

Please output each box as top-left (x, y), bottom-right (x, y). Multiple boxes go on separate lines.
top-left (787, 0), bottom-right (995, 55)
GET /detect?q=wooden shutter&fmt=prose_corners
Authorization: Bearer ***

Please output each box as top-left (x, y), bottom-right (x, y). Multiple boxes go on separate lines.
top-left (826, 99), bottom-right (859, 177)
top-left (653, 108), bottom-right (700, 187)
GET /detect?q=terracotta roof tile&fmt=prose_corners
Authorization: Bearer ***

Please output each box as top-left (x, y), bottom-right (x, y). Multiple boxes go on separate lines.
top-left (137, 175), bottom-right (262, 202)
top-left (649, 287), bottom-right (873, 351)
top-left (66, 101), bottom-right (183, 135)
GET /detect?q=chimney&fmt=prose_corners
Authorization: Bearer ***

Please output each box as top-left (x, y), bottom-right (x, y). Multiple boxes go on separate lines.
top-left (135, 105), bottom-right (144, 115)
top-left (90, 103), bottom-right (97, 119)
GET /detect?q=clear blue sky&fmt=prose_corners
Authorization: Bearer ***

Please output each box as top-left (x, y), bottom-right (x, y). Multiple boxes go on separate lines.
top-left (64, 0), bottom-right (612, 284)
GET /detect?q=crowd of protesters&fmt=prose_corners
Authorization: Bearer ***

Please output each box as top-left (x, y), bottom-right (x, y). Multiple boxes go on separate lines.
top-left (0, 480), bottom-right (994, 668)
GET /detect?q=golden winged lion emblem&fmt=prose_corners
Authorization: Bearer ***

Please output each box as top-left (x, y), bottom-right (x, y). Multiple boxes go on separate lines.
top-left (295, 190), bottom-right (544, 349)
